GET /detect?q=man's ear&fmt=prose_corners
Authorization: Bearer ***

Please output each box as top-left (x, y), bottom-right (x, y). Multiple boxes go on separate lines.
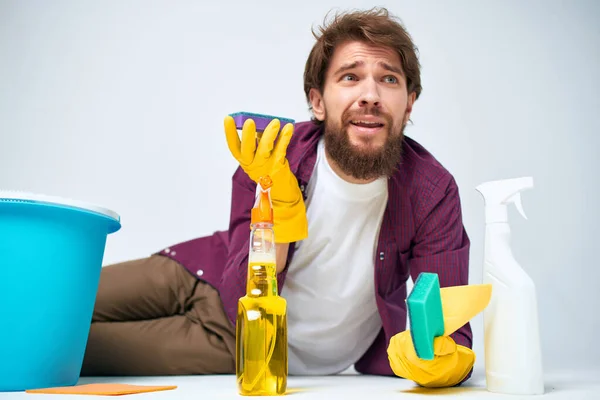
top-left (404, 91), bottom-right (417, 124)
top-left (309, 88), bottom-right (326, 121)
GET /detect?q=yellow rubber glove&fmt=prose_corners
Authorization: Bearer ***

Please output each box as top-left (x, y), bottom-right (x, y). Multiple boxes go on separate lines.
top-left (387, 330), bottom-right (475, 388)
top-left (224, 115), bottom-right (308, 243)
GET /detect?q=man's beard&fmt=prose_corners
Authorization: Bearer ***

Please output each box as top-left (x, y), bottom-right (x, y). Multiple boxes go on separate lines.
top-left (323, 109), bottom-right (405, 181)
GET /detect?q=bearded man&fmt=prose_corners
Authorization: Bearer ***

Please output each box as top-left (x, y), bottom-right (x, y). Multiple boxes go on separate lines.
top-left (81, 7), bottom-right (475, 389)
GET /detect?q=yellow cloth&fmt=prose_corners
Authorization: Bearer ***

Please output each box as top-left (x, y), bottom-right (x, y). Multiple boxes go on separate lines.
top-left (440, 284), bottom-right (492, 336)
top-left (387, 283), bottom-right (492, 388)
top-left (224, 116), bottom-right (308, 243)
top-left (25, 383), bottom-right (177, 395)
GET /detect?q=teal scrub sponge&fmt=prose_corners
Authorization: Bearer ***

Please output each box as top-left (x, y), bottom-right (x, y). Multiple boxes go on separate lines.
top-left (407, 272), bottom-right (445, 360)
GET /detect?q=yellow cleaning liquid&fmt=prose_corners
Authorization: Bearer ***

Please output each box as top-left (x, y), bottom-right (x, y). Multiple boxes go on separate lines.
top-left (237, 260), bottom-right (287, 396)
top-left (236, 175), bottom-right (287, 396)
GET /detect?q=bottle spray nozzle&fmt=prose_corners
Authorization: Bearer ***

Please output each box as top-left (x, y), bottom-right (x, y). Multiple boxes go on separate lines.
top-left (251, 176), bottom-right (274, 225)
top-left (475, 176), bottom-right (534, 223)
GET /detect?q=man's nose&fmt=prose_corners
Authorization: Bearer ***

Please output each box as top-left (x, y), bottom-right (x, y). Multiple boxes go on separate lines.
top-left (358, 78), bottom-right (381, 108)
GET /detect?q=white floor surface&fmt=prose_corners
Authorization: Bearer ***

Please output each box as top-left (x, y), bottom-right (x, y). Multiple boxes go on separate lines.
top-left (1, 368), bottom-right (599, 399)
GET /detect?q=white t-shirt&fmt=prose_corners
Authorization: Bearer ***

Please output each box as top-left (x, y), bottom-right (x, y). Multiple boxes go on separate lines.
top-left (281, 137), bottom-right (389, 375)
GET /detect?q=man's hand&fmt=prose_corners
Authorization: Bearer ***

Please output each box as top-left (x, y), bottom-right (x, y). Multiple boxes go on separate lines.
top-left (224, 116), bottom-right (308, 243)
top-left (387, 330), bottom-right (475, 388)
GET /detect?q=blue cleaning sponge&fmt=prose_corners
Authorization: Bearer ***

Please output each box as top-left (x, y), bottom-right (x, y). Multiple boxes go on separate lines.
top-left (229, 112), bottom-right (295, 133)
top-left (406, 272), bottom-right (445, 360)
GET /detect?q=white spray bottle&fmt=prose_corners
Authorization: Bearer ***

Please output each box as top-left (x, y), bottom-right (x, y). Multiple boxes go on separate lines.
top-left (475, 176), bottom-right (544, 395)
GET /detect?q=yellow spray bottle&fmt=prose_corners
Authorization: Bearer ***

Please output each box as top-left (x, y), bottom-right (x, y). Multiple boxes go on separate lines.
top-left (236, 175), bottom-right (288, 396)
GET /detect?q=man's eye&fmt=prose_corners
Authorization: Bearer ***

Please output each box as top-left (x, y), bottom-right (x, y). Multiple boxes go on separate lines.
top-left (384, 76), bottom-right (398, 83)
top-left (342, 74), bottom-right (356, 81)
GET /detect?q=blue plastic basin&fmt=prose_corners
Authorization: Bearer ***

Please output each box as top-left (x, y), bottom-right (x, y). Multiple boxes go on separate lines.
top-left (0, 192), bottom-right (121, 391)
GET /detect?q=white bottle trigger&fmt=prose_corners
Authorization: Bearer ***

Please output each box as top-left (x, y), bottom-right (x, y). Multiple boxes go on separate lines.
top-left (476, 176), bottom-right (533, 224)
top-left (505, 192), bottom-right (527, 219)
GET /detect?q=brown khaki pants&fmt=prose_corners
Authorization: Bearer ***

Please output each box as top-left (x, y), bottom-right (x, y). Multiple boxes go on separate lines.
top-left (80, 254), bottom-right (236, 376)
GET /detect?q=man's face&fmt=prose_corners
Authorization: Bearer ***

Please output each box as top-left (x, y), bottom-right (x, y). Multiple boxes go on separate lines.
top-left (309, 40), bottom-right (416, 181)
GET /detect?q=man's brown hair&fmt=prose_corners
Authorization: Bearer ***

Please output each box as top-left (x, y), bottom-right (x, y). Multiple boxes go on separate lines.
top-left (303, 7), bottom-right (422, 121)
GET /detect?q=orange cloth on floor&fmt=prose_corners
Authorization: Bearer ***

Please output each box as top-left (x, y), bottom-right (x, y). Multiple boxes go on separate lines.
top-left (25, 383), bottom-right (177, 396)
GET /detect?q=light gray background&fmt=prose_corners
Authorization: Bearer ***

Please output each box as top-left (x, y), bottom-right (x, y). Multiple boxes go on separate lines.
top-left (1, 0), bottom-right (598, 379)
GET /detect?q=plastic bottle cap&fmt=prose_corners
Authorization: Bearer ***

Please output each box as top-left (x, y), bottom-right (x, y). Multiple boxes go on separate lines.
top-left (251, 176), bottom-right (274, 224)
top-left (251, 206), bottom-right (273, 224)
